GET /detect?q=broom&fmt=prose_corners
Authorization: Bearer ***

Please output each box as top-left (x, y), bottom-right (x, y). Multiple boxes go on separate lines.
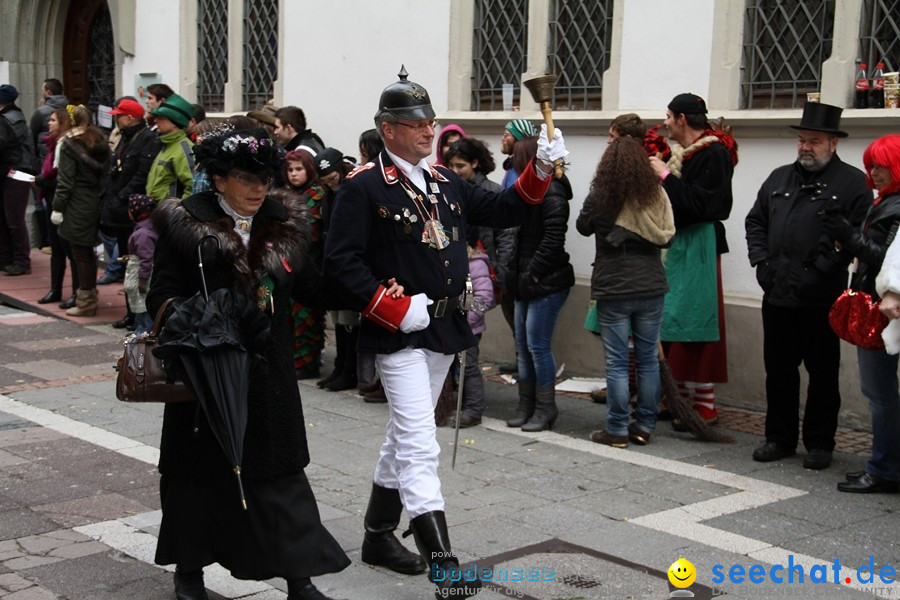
top-left (658, 342), bottom-right (734, 443)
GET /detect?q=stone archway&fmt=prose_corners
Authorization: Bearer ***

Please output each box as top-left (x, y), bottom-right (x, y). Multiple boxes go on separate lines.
top-left (63, 0), bottom-right (116, 111)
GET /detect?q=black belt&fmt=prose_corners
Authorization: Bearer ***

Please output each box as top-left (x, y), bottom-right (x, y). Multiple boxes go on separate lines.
top-left (427, 296), bottom-right (461, 318)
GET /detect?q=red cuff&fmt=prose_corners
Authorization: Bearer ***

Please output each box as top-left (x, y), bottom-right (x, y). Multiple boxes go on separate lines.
top-left (362, 284), bottom-right (411, 332)
top-left (514, 161), bottom-right (552, 205)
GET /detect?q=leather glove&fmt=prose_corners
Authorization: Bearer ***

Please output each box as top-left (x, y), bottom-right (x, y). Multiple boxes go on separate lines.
top-left (399, 293), bottom-right (432, 333)
top-left (822, 213), bottom-right (854, 243)
top-left (50, 211), bottom-right (64, 225)
top-left (536, 124), bottom-right (569, 164)
top-left (138, 278), bottom-right (148, 295)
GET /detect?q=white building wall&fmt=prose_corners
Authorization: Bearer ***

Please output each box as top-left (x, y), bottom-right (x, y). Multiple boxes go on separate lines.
top-left (618, 0), bottom-right (715, 110)
top-left (120, 0), bottom-right (184, 100)
top-left (281, 0), bottom-right (452, 160)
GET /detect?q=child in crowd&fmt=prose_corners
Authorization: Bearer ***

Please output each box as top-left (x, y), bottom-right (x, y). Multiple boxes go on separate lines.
top-left (453, 243), bottom-right (496, 428)
top-left (123, 194), bottom-right (158, 335)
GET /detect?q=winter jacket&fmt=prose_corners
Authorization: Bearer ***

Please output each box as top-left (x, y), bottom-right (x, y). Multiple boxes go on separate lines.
top-left (745, 156), bottom-right (872, 307)
top-left (506, 176), bottom-right (575, 301)
top-left (0, 104), bottom-right (36, 174)
top-left (846, 192), bottom-right (900, 298)
top-left (147, 189), bottom-right (322, 480)
top-left (128, 218), bottom-right (158, 282)
top-left (467, 250), bottom-right (495, 335)
top-left (145, 129), bottom-right (194, 201)
top-left (29, 94), bottom-right (69, 160)
top-left (577, 187), bottom-right (674, 301)
top-left (101, 122), bottom-right (163, 229)
top-left (54, 130), bottom-right (111, 247)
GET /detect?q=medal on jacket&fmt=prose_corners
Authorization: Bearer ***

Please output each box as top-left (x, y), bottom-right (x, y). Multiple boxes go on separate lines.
top-left (423, 219), bottom-right (450, 249)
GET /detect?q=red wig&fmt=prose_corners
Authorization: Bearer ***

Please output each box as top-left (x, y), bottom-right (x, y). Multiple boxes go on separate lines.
top-left (862, 134), bottom-right (900, 195)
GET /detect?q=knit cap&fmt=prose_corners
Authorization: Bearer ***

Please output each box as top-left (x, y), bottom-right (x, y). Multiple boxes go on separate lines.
top-left (505, 119), bottom-right (537, 140)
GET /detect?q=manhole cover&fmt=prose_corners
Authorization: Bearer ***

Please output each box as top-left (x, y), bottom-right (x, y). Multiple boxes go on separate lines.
top-left (464, 539), bottom-right (718, 600)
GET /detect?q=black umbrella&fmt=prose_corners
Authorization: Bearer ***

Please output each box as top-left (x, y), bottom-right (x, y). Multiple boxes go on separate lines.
top-left (153, 235), bottom-right (270, 509)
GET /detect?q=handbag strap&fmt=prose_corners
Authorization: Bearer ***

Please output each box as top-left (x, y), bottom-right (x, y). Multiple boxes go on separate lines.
top-left (150, 298), bottom-right (178, 337)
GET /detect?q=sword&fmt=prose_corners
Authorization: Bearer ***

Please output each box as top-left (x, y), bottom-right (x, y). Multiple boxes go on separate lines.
top-left (451, 348), bottom-right (467, 470)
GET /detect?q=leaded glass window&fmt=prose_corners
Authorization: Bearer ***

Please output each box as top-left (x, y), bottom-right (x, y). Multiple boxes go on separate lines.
top-left (471, 0), bottom-right (528, 111)
top-left (243, 0), bottom-right (278, 111)
top-left (197, 0), bottom-right (228, 112)
top-left (858, 0), bottom-right (898, 72)
top-left (547, 0), bottom-right (613, 111)
top-left (741, 0), bottom-right (835, 109)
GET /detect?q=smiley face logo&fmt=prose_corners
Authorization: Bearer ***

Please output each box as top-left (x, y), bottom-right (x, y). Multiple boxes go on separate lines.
top-left (667, 558), bottom-right (697, 588)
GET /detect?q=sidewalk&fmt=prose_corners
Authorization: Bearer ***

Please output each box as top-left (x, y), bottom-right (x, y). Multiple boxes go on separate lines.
top-left (0, 302), bottom-right (896, 599)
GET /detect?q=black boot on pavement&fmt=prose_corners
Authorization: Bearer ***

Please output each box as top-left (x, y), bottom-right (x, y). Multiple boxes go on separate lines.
top-left (407, 510), bottom-right (481, 600)
top-left (361, 483), bottom-right (427, 574)
top-left (174, 567), bottom-right (209, 600)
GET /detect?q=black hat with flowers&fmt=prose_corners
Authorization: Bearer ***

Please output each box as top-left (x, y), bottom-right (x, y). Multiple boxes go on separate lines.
top-left (193, 127), bottom-right (285, 179)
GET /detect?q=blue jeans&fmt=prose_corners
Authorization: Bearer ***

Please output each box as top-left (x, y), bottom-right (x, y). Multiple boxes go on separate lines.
top-left (596, 295), bottom-right (665, 436)
top-left (515, 289), bottom-right (569, 387)
top-left (99, 229), bottom-right (124, 279)
top-left (857, 346), bottom-right (900, 481)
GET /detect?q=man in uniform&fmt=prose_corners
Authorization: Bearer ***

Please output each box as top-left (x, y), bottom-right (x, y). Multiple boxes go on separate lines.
top-left (324, 67), bottom-right (566, 599)
top-left (745, 102), bottom-right (870, 469)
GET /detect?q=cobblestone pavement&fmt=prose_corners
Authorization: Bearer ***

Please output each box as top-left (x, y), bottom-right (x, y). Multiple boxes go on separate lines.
top-left (0, 301), bottom-right (896, 600)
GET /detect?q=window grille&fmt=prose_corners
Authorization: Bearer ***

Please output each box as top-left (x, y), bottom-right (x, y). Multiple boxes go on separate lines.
top-left (741, 0), bottom-right (835, 109)
top-left (197, 0), bottom-right (228, 112)
top-left (858, 0), bottom-right (898, 72)
top-left (243, 0), bottom-right (278, 111)
top-left (547, 0), bottom-right (613, 111)
top-left (87, 4), bottom-right (115, 117)
top-left (471, 0), bottom-right (528, 111)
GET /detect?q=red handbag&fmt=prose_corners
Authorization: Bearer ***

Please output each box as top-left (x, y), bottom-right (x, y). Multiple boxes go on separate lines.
top-left (828, 288), bottom-right (889, 350)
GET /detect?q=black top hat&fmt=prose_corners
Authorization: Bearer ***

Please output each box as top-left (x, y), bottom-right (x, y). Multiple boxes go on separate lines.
top-left (789, 102), bottom-right (848, 138)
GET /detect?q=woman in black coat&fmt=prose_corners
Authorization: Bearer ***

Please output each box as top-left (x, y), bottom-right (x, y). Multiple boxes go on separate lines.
top-left (504, 137), bottom-right (575, 432)
top-left (147, 129), bottom-right (349, 600)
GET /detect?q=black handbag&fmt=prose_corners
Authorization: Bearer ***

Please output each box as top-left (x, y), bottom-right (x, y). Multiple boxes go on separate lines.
top-left (115, 298), bottom-right (196, 403)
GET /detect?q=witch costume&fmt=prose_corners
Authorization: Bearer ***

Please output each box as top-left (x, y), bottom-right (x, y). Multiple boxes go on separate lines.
top-left (146, 129), bottom-right (349, 598)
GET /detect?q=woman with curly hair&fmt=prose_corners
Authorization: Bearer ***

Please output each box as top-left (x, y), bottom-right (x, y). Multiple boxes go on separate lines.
top-left (576, 136), bottom-right (675, 447)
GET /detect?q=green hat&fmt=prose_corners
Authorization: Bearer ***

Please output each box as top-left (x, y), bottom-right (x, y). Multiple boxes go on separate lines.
top-left (505, 119), bottom-right (537, 141)
top-left (150, 93), bottom-right (195, 129)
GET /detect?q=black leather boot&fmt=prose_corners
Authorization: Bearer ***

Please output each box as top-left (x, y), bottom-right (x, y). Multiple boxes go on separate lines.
top-left (317, 327), bottom-right (346, 388)
top-left (287, 578), bottom-right (345, 600)
top-left (325, 326), bottom-right (358, 391)
top-left (506, 379), bottom-right (536, 427)
top-left (521, 385), bottom-right (558, 431)
top-left (361, 483), bottom-right (426, 574)
top-left (174, 567), bottom-right (209, 600)
top-left (408, 511), bottom-right (481, 599)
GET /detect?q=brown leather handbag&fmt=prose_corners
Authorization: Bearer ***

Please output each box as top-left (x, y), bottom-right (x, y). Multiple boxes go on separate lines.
top-left (115, 298), bottom-right (196, 403)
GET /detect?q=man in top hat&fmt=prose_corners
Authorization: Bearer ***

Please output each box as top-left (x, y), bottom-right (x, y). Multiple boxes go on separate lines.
top-left (145, 92), bottom-right (195, 201)
top-left (745, 102), bottom-right (870, 469)
top-left (649, 93), bottom-right (739, 426)
top-left (324, 66), bottom-right (567, 599)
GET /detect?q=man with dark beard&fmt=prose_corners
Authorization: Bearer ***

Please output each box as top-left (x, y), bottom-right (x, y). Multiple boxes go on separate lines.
top-left (745, 102), bottom-right (870, 470)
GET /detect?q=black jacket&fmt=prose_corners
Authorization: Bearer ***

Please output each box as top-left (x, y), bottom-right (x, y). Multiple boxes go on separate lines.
top-left (846, 192), bottom-right (900, 298)
top-left (324, 151), bottom-right (538, 355)
top-left (745, 156), bottom-right (871, 307)
top-left (506, 176), bottom-right (575, 301)
top-left (100, 122), bottom-right (163, 229)
top-left (147, 190), bottom-right (321, 480)
top-left (0, 105), bottom-right (35, 174)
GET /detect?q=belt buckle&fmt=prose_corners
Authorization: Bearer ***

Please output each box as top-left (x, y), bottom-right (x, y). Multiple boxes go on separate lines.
top-left (433, 298), bottom-right (447, 318)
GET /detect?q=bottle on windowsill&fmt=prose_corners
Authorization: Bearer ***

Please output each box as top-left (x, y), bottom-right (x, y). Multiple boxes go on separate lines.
top-left (870, 62), bottom-right (885, 108)
top-left (854, 62), bottom-right (869, 109)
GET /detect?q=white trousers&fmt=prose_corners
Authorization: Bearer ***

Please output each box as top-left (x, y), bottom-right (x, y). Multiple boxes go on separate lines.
top-left (373, 348), bottom-right (454, 517)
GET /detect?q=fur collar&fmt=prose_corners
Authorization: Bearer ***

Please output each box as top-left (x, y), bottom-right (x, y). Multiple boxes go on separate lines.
top-left (607, 187), bottom-right (675, 247)
top-left (59, 132), bottom-right (110, 173)
top-left (153, 189), bottom-right (310, 294)
top-left (665, 129), bottom-right (738, 178)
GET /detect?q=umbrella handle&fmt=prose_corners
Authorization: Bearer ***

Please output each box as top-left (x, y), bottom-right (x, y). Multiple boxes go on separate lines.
top-left (197, 235), bottom-right (221, 301)
top-left (234, 466), bottom-right (248, 510)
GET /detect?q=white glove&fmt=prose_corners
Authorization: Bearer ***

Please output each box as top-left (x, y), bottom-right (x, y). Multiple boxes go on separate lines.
top-left (50, 211), bottom-right (64, 225)
top-left (399, 293), bottom-right (432, 333)
top-left (536, 124), bottom-right (569, 163)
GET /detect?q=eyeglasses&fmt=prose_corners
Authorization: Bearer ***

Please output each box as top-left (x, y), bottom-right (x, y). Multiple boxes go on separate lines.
top-left (229, 170), bottom-right (273, 187)
top-left (393, 120), bottom-right (437, 133)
